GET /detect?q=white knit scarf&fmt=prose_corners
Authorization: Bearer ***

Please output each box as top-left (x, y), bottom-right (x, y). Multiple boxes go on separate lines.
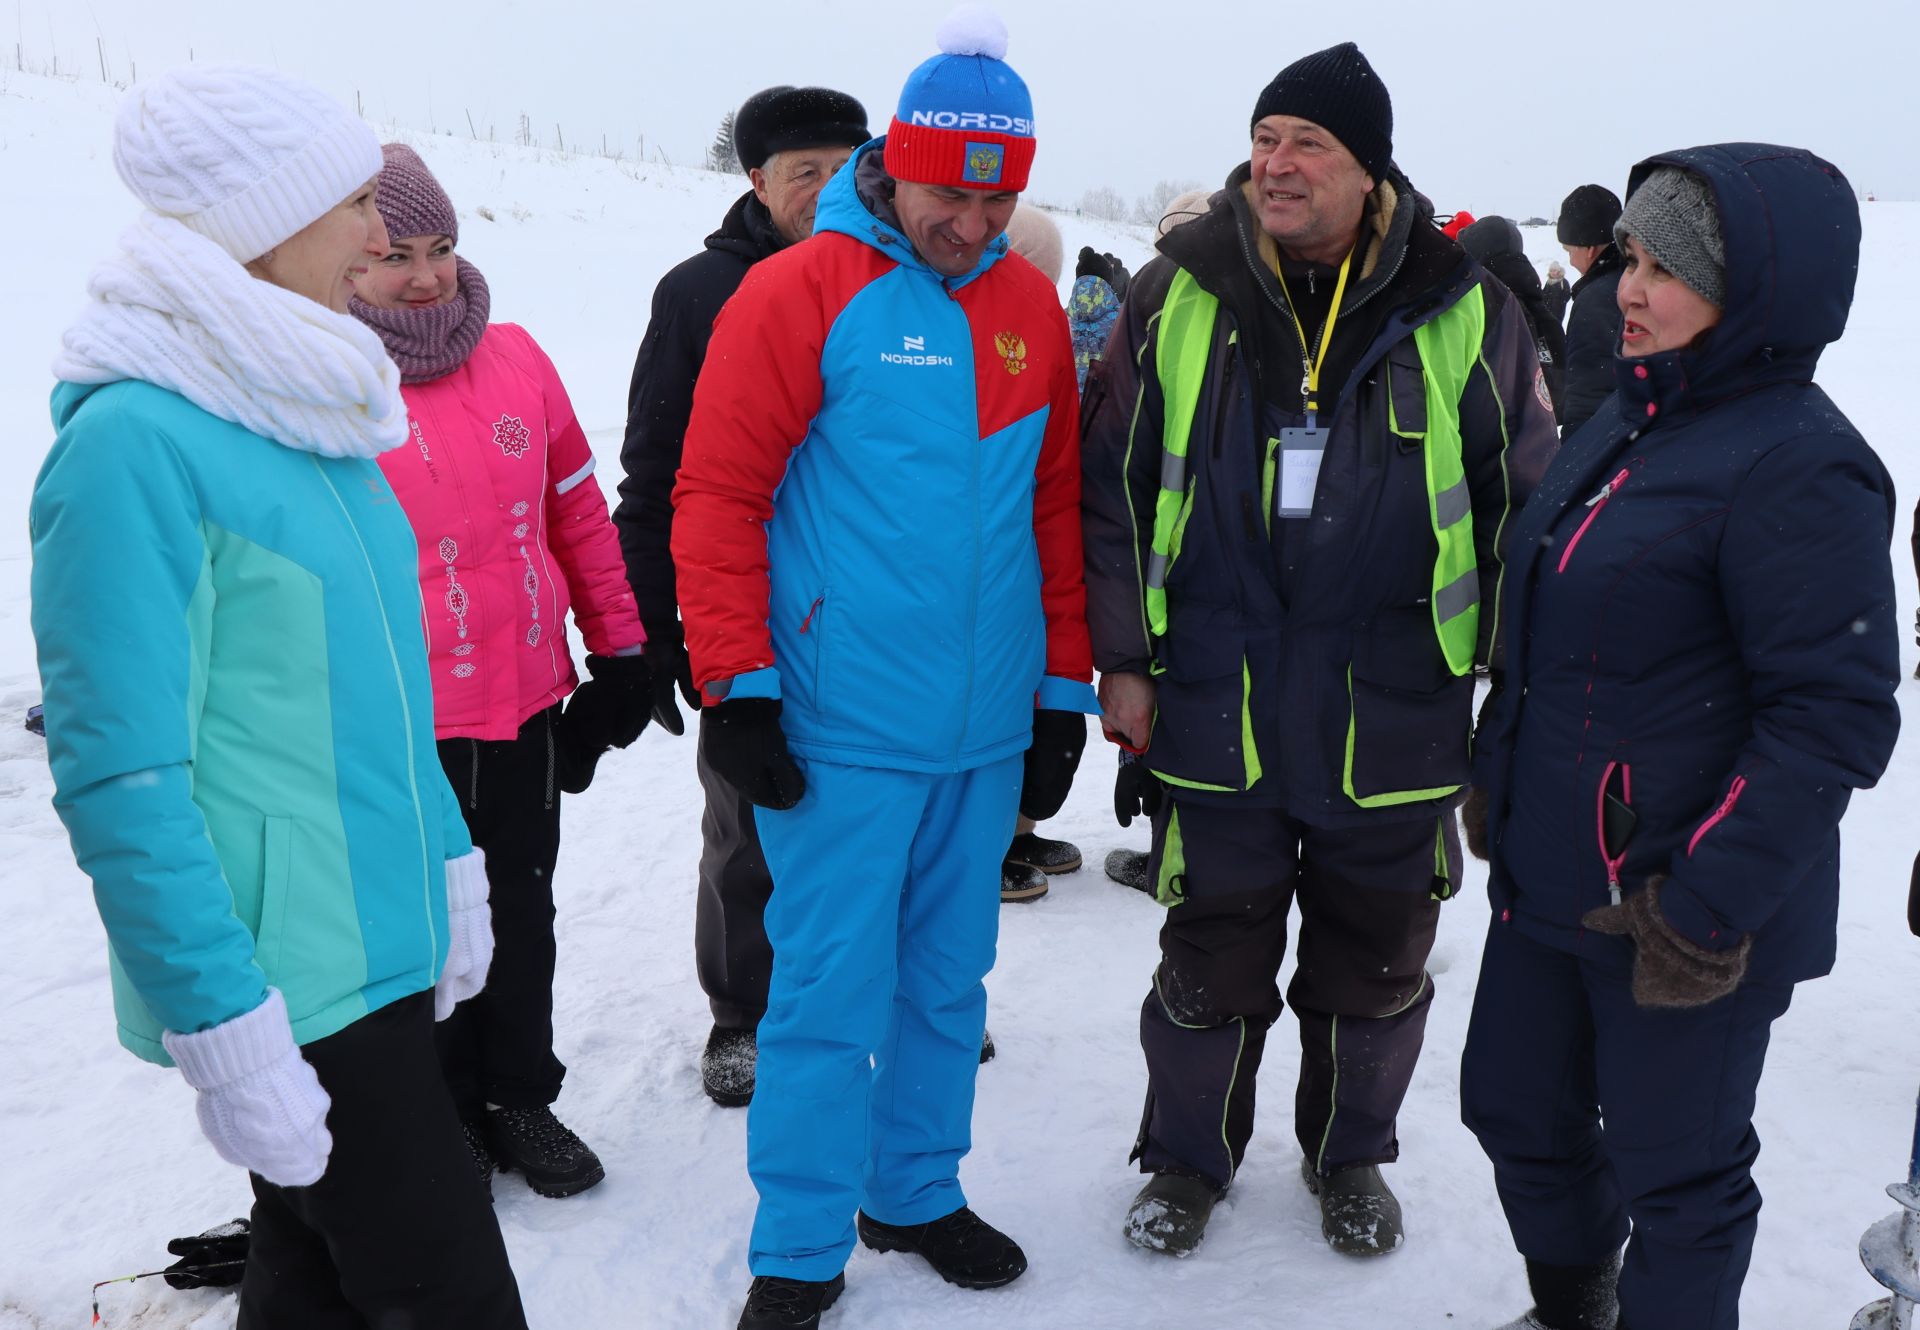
top-left (54, 213), bottom-right (408, 459)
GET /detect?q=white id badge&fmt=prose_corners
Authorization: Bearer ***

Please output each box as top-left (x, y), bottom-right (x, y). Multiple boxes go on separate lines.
top-left (1277, 426), bottom-right (1327, 519)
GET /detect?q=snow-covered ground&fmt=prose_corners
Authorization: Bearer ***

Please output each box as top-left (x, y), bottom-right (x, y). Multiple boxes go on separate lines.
top-left (2, 67), bottom-right (1916, 1329)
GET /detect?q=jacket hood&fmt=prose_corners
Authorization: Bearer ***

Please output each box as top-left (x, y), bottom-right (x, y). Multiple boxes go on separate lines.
top-left (812, 137), bottom-right (1008, 288)
top-left (1616, 143), bottom-right (1858, 411)
top-left (705, 188), bottom-right (787, 264)
top-left (1458, 214), bottom-right (1523, 262)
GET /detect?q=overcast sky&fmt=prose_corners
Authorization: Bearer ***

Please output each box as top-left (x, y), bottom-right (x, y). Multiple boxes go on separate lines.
top-left (17, 0), bottom-right (1912, 219)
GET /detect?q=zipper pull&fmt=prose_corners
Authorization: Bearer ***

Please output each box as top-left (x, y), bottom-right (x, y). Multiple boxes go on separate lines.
top-left (1307, 267), bottom-right (1317, 296)
top-left (1585, 467), bottom-right (1632, 507)
top-left (1299, 359), bottom-right (1312, 403)
top-left (1608, 874), bottom-right (1622, 907)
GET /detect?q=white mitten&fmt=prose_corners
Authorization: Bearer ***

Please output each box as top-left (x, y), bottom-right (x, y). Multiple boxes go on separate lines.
top-left (435, 848), bottom-right (494, 1021)
top-left (162, 987), bottom-right (332, 1187)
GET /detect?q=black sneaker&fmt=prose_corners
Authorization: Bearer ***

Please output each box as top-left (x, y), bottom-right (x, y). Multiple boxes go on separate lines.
top-left (1122, 1170), bottom-right (1220, 1257)
top-left (484, 1106), bottom-right (605, 1198)
top-left (980, 1029), bottom-right (995, 1064)
top-left (856, 1206), bottom-right (1027, 1289)
top-left (1104, 848), bottom-right (1151, 893)
top-left (736, 1273), bottom-right (844, 1329)
top-left (703, 1025), bottom-right (756, 1107)
top-left (1300, 1157), bottom-right (1402, 1255)
top-left (460, 1117), bottom-right (496, 1194)
top-left (1007, 832), bottom-right (1083, 874)
top-left (1001, 859), bottom-right (1048, 902)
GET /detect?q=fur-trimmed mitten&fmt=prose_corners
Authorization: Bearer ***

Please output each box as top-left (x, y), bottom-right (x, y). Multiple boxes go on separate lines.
top-left (1581, 875), bottom-right (1751, 1008)
top-left (1462, 786), bottom-right (1490, 861)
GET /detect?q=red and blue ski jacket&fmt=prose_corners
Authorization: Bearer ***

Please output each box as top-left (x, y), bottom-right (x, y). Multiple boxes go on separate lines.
top-left (672, 139), bottom-right (1096, 774)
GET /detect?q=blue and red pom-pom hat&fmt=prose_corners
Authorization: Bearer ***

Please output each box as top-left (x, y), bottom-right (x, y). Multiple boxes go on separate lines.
top-left (883, 5), bottom-right (1035, 193)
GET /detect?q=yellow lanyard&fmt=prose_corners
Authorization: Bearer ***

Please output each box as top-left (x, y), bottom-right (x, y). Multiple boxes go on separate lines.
top-left (1273, 249), bottom-right (1353, 422)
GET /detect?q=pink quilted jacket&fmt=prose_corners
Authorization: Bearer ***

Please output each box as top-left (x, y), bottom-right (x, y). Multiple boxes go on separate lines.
top-left (380, 322), bottom-right (644, 741)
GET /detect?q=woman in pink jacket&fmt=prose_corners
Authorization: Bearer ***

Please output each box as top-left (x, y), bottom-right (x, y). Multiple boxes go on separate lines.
top-left (352, 143), bottom-right (649, 1199)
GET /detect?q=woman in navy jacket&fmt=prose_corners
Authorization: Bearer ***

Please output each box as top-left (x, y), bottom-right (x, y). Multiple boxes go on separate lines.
top-left (1460, 145), bottom-right (1900, 1330)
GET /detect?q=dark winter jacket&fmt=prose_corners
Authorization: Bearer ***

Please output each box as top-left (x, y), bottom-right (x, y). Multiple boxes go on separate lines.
top-left (1082, 162), bottom-right (1558, 827)
top-left (1458, 216), bottom-right (1567, 422)
top-left (1558, 244), bottom-right (1624, 436)
top-left (613, 189), bottom-right (786, 645)
top-left (1542, 275), bottom-right (1571, 325)
top-left (1473, 143), bottom-right (1899, 986)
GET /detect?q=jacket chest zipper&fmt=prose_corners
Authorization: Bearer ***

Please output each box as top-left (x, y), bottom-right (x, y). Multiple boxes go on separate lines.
top-left (1557, 467), bottom-right (1631, 574)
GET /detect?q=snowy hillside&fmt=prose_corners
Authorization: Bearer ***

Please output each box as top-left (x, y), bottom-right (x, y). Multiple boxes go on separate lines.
top-left (3, 67), bottom-right (1918, 1330)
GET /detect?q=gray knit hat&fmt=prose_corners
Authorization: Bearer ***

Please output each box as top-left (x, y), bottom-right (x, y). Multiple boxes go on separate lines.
top-left (1615, 166), bottom-right (1725, 307)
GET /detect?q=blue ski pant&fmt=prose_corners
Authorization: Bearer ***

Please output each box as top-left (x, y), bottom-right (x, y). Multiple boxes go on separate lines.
top-left (1460, 918), bottom-right (1792, 1330)
top-left (746, 754), bottom-right (1019, 1279)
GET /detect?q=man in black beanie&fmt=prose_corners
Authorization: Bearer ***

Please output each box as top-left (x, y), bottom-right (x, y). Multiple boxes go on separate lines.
top-left (1556, 182), bottom-right (1625, 435)
top-left (612, 84), bottom-right (868, 1109)
top-left (1082, 40), bottom-right (1557, 1261)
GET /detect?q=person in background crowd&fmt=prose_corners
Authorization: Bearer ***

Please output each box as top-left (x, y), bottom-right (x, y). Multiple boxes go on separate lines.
top-left (1082, 41), bottom-right (1556, 1262)
top-left (673, 12), bottom-right (1096, 1326)
top-left (1462, 145), bottom-right (1897, 1330)
top-left (1556, 182), bottom-right (1625, 436)
top-left (1542, 258), bottom-right (1572, 325)
top-left (351, 143), bottom-right (650, 1199)
top-left (32, 65), bottom-right (525, 1326)
top-left (613, 83), bottom-right (870, 1109)
top-left (1460, 214), bottom-right (1567, 421)
top-left (1070, 245), bottom-right (1129, 394)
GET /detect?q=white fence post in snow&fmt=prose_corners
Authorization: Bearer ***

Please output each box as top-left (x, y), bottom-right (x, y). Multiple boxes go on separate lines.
top-left (1853, 1089), bottom-right (1920, 1328)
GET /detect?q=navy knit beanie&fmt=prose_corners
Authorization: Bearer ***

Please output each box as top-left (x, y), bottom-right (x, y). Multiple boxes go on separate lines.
top-left (1250, 43), bottom-right (1393, 182)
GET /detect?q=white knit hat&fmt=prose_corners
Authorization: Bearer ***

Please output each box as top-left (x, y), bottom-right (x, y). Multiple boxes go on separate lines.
top-left (111, 63), bottom-right (382, 263)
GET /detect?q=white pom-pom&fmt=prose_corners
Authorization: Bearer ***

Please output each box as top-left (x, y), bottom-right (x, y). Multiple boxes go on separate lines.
top-left (936, 4), bottom-right (1009, 59)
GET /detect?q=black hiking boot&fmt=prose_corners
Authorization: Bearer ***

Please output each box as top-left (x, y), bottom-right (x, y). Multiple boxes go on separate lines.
top-left (1104, 848), bottom-right (1151, 893)
top-left (1007, 832), bottom-right (1083, 874)
top-left (460, 1116), bottom-right (496, 1195)
top-left (856, 1206), bottom-right (1027, 1289)
top-left (703, 1025), bottom-right (756, 1107)
top-left (1123, 1170), bottom-right (1221, 1257)
top-left (1301, 1157), bottom-right (1403, 1255)
top-left (1001, 858), bottom-right (1049, 902)
top-left (980, 1029), bottom-right (996, 1063)
top-left (1492, 1254), bottom-right (1621, 1330)
top-left (484, 1105), bottom-right (605, 1198)
top-left (736, 1273), bottom-right (845, 1329)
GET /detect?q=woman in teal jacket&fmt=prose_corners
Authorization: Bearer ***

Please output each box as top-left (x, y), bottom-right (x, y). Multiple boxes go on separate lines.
top-left (31, 65), bottom-right (526, 1327)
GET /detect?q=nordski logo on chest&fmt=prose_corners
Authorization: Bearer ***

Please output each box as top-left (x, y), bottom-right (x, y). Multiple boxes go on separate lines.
top-left (880, 332), bottom-right (954, 367)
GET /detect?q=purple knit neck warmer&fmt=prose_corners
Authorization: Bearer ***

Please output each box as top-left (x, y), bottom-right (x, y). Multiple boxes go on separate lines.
top-left (351, 257), bottom-right (491, 383)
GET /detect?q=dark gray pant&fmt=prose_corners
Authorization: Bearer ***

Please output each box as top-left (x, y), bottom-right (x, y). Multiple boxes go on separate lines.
top-left (1133, 797), bottom-right (1456, 1190)
top-left (695, 712), bottom-right (775, 1030)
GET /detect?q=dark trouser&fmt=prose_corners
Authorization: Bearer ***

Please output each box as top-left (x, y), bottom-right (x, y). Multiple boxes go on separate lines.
top-left (1134, 797), bottom-right (1452, 1189)
top-left (435, 705), bottom-right (566, 1116)
top-left (1460, 919), bottom-right (1791, 1330)
top-left (237, 992), bottom-right (527, 1329)
top-left (695, 712), bottom-right (775, 1030)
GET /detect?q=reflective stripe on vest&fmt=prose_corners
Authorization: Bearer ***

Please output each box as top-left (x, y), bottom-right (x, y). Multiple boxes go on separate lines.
top-left (1143, 268), bottom-right (1216, 637)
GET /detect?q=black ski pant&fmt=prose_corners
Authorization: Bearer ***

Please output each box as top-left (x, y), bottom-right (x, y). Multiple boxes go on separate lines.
top-left (1461, 918), bottom-right (1791, 1330)
top-left (695, 712), bottom-right (775, 1030)
top-left (1133, 796), bottom-right (1454, 1190)
top-left (237, 991), bottom-right (526, 1329)
top-left (435, 705), bottom-right (566, 1116)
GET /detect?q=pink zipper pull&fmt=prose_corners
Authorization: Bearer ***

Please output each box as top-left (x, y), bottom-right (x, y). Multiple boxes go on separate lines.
top-left (1586, 468), bottom-right (1631, 508)
top-left (798, 596), bottom-right (824, 634)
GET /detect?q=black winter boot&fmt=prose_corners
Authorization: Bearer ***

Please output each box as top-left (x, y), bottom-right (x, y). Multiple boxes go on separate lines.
top-left (1301, 1157), bottom-right (1403, 1255)
top-left (460, 1117), bottom-right (496, 1194)
top-left (1007, 831), bottom-right (1083, 874)
top-left (484, 1105), bottom-right (605, 1197)
top-left (703, 1025), bottom-right (757, 1107)
top-left (737, 1273), bottom-right (844, 1329)
top-left (980, 1029), bottom-right (996, 1064)
top-left (1001, 858), bottom-right (1049, 902)
top-left (1122, 1170), bottom-right (1221, 1256)
top-left (857, 1206), bottom-right (1027, 1288)
top-left (1497, 1254), bottom-right (1620, 1330)
top-left (1104, 848), bottom-right (1151, 893)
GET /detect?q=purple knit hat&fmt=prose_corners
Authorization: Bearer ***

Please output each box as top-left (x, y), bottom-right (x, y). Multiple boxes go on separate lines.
top-left (375, 143), bottom-right (456, 243)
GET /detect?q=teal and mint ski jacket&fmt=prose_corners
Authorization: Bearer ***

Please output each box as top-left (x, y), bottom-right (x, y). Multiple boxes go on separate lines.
top-left (32, 379), bottom-right (472, 1065)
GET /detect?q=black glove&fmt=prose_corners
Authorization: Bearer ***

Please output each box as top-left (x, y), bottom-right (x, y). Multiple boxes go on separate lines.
top-left (1581, 876), bottom-right (1751, 1008)
top-left (699, 697), bottom-right (805, 810)
top-left (1076, 246), bottom-right (1126, 296)
top-left (1908, 849), bottom-right (1920, 938)
top-left (555, 653), bottom-right (652, 794)
top-left (1019, 709), bottom-right (1088, 821)
top-left (642, 633), bottom-right (701, 737)
top-left (163, 1218), bottom-right (249, 1290)
top-left (1113, 748), bottom-right (1163, 828)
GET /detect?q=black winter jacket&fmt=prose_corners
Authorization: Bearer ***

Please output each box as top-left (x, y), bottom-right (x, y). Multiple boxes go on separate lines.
top-left (613, 190), bottom-right (786, 643)
top-left (1475, 144), bottom-right (1899, 985)
top-left (1081, 163), bottom-right (1558, 827)
top-left (1558, 245), bottom-right (1623, 436)
top-left (1541, 275), bottom-right (1571, 325)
